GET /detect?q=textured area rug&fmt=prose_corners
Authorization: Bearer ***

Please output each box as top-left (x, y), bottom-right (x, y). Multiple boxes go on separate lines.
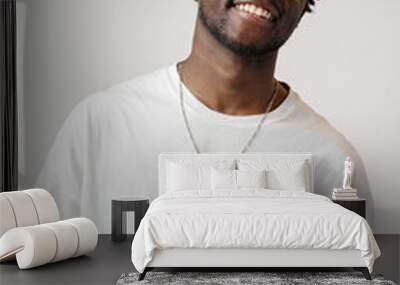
top-left (116, 272), bottom-right (396, 285)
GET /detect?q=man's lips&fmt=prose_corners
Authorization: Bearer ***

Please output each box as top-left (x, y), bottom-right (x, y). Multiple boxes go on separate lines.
top-left (231, 0), bottom-right (281, 21)
top-left (233, 3), bottom-right (275, 22)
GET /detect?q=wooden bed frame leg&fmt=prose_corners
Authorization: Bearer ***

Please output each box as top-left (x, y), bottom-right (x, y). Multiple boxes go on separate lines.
top-left (138, 268), bottom-right (148, 281)
top-left (354, 267), bottom-right (372, 280)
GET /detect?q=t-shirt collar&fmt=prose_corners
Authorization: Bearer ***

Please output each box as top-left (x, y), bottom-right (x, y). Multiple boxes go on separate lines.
top-left (167, 63), bottom-right (296, 126)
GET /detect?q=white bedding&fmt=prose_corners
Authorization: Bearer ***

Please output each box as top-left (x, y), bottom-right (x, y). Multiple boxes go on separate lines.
top-left (131, 190), bottom-right (380, 273)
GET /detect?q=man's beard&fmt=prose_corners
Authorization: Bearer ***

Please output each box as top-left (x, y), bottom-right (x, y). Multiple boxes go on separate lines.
top-left (198, 5), bottom-right (283, 60)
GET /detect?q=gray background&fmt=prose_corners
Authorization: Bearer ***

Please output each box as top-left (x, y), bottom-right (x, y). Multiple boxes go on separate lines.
top-left (15, 0), bottom-right (400, 234)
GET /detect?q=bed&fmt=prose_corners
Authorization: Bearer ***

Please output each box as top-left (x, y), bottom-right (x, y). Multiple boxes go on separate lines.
top-left (131, 153), bottom-right (380, 281)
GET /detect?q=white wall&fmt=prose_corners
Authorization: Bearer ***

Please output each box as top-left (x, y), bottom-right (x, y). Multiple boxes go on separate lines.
top-left (17, 0), bottom-right (400, 233)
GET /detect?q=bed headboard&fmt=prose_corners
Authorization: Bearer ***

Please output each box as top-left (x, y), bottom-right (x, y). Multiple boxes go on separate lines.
top-left (158, 152), bottom-right (314, 196)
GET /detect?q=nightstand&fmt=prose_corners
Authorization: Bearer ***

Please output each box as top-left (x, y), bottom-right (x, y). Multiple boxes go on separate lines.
top-left (332, 198), bottom-right (366, 218)
top-left (111, 197), bottom-right (149, 242)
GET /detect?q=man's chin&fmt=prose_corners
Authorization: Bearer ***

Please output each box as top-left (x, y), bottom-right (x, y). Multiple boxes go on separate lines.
top-left (214, 30), bottom-right (280, 59)
top-left (198, 6), bottom-right (279, 59)
top-left (223, 40), bottom-right (278, 59)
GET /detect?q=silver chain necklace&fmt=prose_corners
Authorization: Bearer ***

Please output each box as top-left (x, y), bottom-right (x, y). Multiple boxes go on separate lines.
top-left (177, 64), bottom-right (279, 154)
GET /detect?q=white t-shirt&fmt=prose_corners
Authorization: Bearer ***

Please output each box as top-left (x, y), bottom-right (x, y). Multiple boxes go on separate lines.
top-left (36, 64), bottom-right (373, 233)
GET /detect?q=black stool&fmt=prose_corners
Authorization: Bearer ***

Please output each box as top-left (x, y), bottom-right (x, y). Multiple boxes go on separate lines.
top-left (111, 197), bottom-right (149, 242)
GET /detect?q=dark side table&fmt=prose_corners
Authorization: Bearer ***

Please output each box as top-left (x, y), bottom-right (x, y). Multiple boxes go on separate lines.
top-left (332, 198), bottom-right (366, 218)
top-left (111, 197), bottom-right (149, 242)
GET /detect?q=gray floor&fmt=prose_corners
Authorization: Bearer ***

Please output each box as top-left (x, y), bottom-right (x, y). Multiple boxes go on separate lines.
top-left (0, 235), bottom-right (133, 285)
top-left (374, 235), bottom-right (400, 284)
top-left (1, 235), bottom-right (399, 285)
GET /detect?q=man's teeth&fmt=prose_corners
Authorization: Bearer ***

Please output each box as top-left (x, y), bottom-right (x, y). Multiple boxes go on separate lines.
top-left (235, 3), bottom-right (274, 21)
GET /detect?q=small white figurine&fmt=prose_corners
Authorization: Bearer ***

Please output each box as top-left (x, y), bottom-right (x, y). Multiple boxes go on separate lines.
top-left (342, 156), bottom-right (354, 189)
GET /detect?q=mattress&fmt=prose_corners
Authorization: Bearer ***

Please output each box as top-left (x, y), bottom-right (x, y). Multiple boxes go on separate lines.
top-left (131, 189), bottom-right (380, 273)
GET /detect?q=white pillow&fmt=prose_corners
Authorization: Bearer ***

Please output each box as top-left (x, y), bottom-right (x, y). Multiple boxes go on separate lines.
top-left (211, 168), bottom-right (236, 189)
top-left (211, 168), bottom-right (267, 190)
top-left (165, 160), bottom-right (235, 192)
top-left (268, 165), bottom-right (307, 191)
top-left (237, 169), bottom-right (267, 189)
top-left (238, 159), bottom-right (310, 192)
top-left (167, 162), bottom-right (211, 191)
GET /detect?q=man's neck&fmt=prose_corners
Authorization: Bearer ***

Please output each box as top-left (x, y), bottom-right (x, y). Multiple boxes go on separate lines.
top-left (179, 18), bottom-right (284, 116)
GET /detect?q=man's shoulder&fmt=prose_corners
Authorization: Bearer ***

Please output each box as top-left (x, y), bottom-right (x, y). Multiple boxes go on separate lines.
top-left (288, 91), bottom-right (330, 128)
top-left (113, 64), bottom-right (174, 94)
top-left (77, 64), bottom-right (175, 112)
top-left (64, 64), bottom-right (175, 130)
top-left (290, 91), bottom-right (359, 158)
top-left (92, 64), bottom-right (174, 103)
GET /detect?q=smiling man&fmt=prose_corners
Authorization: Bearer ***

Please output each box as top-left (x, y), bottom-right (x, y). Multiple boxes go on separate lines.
top-left (37, 0), bottom-right (373, 233)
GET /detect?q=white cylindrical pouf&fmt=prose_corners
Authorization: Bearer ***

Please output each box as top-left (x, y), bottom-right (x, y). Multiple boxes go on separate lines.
top-left (24, 189), bottom-right (59, 224)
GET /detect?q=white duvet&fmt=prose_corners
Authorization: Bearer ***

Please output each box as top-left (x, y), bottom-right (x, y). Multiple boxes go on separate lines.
top-left (131, 190), bottom-right (380, 273)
